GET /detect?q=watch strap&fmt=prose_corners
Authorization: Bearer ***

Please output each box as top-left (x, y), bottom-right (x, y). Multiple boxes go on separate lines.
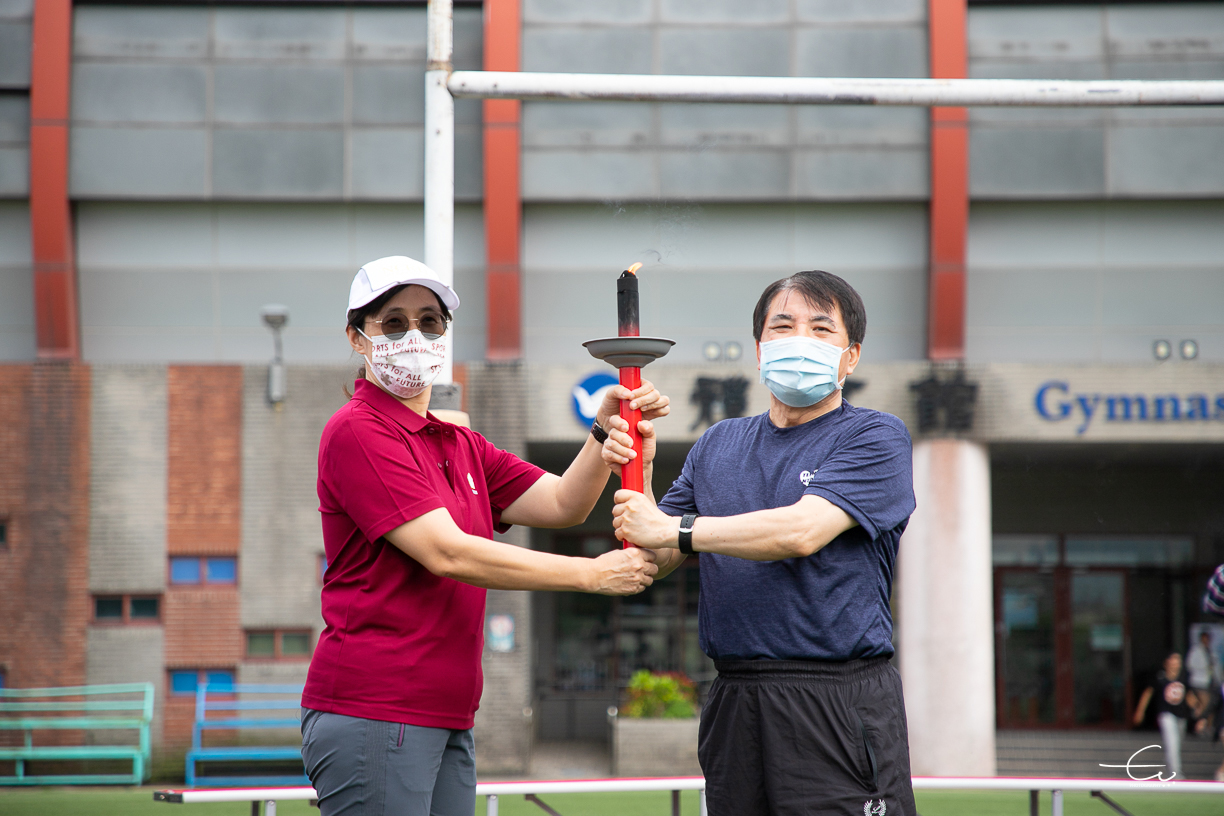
top-left (678, 513), bottom-right (697, 555)
top-left (590, 421), bottom-right (609, 445)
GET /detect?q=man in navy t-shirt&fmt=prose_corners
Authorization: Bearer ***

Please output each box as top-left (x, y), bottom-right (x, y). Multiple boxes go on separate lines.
top-left (604, 270), bottom-right (917, 816)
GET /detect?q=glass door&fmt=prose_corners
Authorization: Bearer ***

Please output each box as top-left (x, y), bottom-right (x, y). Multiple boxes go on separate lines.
top-left (997, 571), bottom-right (1057, 725)
top-left (1071, 571), bottom-right (1128, 725)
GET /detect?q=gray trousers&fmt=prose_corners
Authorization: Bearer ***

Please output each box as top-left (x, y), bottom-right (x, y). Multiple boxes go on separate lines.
top-left (1157, 712), bottom-right (1186, 778)
top-left (301, 708), bottom-right (477, 816)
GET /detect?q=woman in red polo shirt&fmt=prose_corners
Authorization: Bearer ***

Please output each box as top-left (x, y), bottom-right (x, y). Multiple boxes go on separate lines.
top-left (301, 256), bottom-right (666, 816)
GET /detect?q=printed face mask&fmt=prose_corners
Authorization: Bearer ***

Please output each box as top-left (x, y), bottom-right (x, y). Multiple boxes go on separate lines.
top-left (758, 335), bottom-right (850, 408)
top-left (358, 328), bottom-right (447, 399)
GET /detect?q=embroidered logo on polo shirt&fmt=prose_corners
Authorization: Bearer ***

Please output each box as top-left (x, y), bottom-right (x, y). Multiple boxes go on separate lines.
top-left (799, 469), bottom-right (816, 486)
top-left (467, 473), bottom-right (479, 495)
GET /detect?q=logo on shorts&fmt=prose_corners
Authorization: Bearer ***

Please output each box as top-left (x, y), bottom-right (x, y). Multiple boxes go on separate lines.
top-left (863, 800), bottom-right (886, 816)
top-left (799, 469), bottom-right (816, 486)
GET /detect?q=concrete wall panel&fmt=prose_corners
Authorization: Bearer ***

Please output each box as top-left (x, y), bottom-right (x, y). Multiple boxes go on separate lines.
top-left (1108, 125), bottom-right (1224, 196)
top-left (796, 0), bottom-right (924, 24)
top-left (214, 66), bottom-right (345, 125)
top-left (661, 0), bottom-right (788, 24)
top-left (86, 626), bottom-right (167, 746)
top-left (71, 128), bottom-right (208, 198)
top-left (70, 6), bottom-right (481, 201)
top-left (213, 8), bottom-right (347, 61)
top-left (522, 202), bottom-right (927, 364)
top-left (213, 130), bottom-right (344, 198)
top-left (795, 148), bottom-right (927, 199)
top-left (77, 203), bottom-right (486, 364)
top-left (89, 366), bottom-right (167, 593)
top-left (74, 6), bottom-right (209, 59)
top-left (522, 102), bottom-right (653, 148)
top-left (967, 202), bottom-right (1224, 363)
top-left (72, 64), bottom-right (206, 125)
top-left (522, 27), bottom-right (653, 74)
top-left (524, 0), bottom-right (651, 24)
top-left (0, 19), bottom-right (31, 88)
top-left (796, 26), bottom-right (927, 78)
top-left (659, 28), bottom-right (791, 77)
top-left (0, 147), bottom-right (28, 198)
top-left (970, 127), bottom-right (1105, 199)
top-left (0, 201), bottom-right (32, 359)
top-left (969, 5), bottom-right (1224, 199)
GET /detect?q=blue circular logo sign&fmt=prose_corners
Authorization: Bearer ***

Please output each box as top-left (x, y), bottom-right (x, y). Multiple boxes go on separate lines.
top-left (572, 372), bottom-right (619, 427)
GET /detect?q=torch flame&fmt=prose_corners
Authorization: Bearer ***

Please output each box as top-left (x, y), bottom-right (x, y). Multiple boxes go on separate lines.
top-left (625, 262), bottom-right (643, 275)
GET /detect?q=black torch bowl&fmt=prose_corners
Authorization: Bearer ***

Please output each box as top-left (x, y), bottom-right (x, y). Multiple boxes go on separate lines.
top-left (582, 336), bottom-right (675, 369)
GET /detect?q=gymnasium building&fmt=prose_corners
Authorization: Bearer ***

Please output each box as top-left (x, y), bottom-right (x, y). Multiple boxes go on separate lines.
top-left (2, 0), bottom-right (1223, 776)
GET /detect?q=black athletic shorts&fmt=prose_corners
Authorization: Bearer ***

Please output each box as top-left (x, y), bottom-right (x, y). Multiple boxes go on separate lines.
top-left (698, 656), bottom-right (915, 816)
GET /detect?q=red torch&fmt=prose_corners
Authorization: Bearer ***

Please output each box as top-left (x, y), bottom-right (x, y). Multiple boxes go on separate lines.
top-left (583, 263), bottom-right (674, 547)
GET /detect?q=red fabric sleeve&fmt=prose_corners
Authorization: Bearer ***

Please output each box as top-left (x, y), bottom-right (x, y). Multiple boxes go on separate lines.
top-left (472, 431), bottom-right (547, 534)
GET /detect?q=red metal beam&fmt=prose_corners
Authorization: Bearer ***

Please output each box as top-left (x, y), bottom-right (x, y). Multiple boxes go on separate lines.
top-left (30, 0), bottom-right (78, 360)
top-left (483, 0), bottom-right (522, 360)
top-left (927, 0), bottom-right (968, 361)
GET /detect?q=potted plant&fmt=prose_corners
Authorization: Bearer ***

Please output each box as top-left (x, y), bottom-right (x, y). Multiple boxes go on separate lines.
top-left (610, 670), bottom-right (701, 777)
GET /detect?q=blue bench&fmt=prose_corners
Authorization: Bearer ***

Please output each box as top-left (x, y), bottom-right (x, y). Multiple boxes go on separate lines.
top-left (0, 682), bottom-right (154, 785)
top-left (185, 682), bottom-right (307, 787)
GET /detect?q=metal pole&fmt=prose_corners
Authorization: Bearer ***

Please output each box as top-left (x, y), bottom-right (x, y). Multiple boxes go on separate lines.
top-left (425, 0), bottom-right (455, 383)
top-left (450, 71), bottom-right (1224, 107)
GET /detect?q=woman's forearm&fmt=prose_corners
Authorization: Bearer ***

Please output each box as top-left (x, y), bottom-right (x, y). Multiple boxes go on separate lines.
top-left (385, 508), bottom-right (655, 594)
top-left (551, 434), bottom-right (616, 524)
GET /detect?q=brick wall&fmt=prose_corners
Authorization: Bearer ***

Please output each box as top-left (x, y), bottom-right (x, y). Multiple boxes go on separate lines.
top-left (163, 365), bottom-right (243, 747)
top-left (0, 363), bottom-right (91, 693)
top-left (167, 366), bottom-right (243, 554)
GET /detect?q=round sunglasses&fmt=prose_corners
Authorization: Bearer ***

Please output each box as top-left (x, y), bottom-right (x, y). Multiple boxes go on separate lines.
top-left (369, 313), bottom-right (448, 341)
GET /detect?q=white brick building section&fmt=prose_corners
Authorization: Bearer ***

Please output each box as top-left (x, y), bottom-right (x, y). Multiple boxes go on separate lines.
top-left (89, 365), bottom-right (167, 593)
top-left (86, 625), bottom-right (167, 747)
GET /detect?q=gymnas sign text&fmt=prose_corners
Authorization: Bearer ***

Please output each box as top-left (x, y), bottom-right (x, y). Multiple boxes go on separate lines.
top-left (1035, 381), bottom-right (1224, 436)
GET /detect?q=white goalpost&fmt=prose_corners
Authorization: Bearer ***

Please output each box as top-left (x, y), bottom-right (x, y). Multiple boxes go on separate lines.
top-left (422, 0), bottom-right (1224, 381)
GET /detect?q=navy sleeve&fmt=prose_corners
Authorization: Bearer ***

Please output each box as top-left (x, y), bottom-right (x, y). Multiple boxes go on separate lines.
top-left (657, 438), bottom-right (700, 518)
top-left (803, 414), bottom-right (915, 540)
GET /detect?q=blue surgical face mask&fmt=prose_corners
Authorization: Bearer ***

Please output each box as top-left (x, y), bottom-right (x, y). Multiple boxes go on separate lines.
top-left (759, 336), bottom-right (850, 408)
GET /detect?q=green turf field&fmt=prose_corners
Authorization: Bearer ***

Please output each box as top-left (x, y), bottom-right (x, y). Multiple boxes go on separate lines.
top-left (0, 786), bottom-right (1220, 815)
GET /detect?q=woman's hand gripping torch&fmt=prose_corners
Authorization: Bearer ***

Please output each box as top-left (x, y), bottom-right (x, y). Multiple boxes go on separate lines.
top-left (583, 264), bottom-right (675, 548)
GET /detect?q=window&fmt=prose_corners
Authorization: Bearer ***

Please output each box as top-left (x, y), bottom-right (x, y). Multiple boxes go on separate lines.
top-left (246, 630), bottom-right (313, 660)
top-left (170, 557), bottom-right (237, 585)
top-left (170, 557), bottom-right (200, 584)
top-left (93, 595), bottom-right (160, 623)
top-left (170, 669), bottom-right (235, 696)
top-left (95, 597), bottom-right (124, 620)
top-left (130, 597), bottom-right (160, 619)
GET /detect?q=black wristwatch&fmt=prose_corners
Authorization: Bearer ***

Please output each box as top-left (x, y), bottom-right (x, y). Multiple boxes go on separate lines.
top-left (590, 420), bottom-right (609, 444)
top-left (678, 514), bottom-right (698, 555)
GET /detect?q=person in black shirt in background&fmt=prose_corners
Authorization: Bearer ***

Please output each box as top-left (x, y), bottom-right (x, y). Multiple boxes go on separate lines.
top-left (1134, 652), bottom-right (1193, 778)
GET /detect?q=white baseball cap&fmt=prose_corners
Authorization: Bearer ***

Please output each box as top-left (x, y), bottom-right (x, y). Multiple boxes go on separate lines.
top-left (348, 256), bottom-right (461, 313)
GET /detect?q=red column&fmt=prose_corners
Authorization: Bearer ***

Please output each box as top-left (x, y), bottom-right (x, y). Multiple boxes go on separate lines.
top-left (483, 0), bottom-right (522, 360)
top-left (927, 0), bottom-right (968, 361)
top-left (30, 0), bottom-right (79, 360)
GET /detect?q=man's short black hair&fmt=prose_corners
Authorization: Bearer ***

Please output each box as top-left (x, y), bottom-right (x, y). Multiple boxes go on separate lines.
top-left (752, 270), bottom-right (866, 345)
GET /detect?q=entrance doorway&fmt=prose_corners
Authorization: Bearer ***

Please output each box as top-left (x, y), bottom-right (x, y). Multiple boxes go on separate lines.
top-left (994, 535), bottom-right (1194, 729)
